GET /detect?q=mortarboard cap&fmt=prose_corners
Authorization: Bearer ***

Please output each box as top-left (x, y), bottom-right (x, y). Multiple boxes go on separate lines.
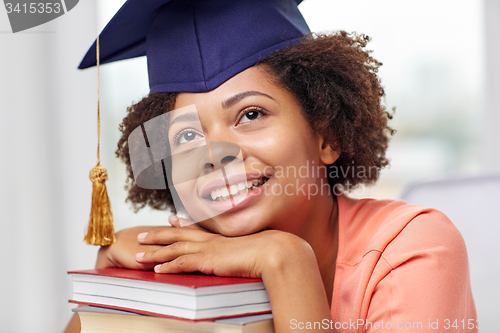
top-left (78, 0), bottom-right (310, 93)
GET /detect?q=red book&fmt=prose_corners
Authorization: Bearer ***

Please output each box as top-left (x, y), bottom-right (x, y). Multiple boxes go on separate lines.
top-left (68, 268), bottom-right (271, 321)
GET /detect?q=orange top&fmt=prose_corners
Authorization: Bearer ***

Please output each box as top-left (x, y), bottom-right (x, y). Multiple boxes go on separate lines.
top-left (331, 195), bottom-right (477, 332)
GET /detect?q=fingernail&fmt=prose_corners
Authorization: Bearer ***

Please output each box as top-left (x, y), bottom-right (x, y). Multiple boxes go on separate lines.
top-left (154, 264), bottom-right (161, 273)
top-left (135, 252), bottom-right (145, 261)
top-left (169, 215), bottom-right (179, 223)
top-left (137, 232), bottom-right (148, 242)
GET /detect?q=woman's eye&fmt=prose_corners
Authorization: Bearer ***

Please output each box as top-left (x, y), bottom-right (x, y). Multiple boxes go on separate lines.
top-left (239, 108), bottom-right (264, 124)
top-left (176, 130), bottom-right (203, 144)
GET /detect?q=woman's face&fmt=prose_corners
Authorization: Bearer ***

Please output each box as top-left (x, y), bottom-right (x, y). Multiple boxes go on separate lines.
top-left (168, 65), bottom-right (337, 236)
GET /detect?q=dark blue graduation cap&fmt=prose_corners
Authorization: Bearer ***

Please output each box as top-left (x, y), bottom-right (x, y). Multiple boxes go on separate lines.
top-left (79, 0), bottom-right (310, 93)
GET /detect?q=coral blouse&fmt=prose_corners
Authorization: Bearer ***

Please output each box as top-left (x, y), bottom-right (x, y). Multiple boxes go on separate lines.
top-left (331, 195), bottom-right (477, 332)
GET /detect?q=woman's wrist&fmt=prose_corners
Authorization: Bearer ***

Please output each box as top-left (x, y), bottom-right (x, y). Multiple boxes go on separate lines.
top-left (259, 231), bottom-right (317, 280)
top-left (257, 232), bottom-right (334, 332)
top-left (95, 245), bottom-right (115, 269)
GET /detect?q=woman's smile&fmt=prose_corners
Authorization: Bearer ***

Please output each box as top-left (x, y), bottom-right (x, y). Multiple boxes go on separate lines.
top-left (199, 173), bottom-right (274, 214)
top-left (199, 173), bottom-right (271, 201)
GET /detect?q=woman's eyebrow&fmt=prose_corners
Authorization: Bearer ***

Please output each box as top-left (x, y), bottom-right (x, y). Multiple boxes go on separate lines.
top-left (222, 91), bottom-right (276, 109)
top-left (169, 112), bottom-right (200, 127)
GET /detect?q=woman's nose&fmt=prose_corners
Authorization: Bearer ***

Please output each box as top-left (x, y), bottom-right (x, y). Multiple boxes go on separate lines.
top-left (199, 142), bottom-right (241, 172)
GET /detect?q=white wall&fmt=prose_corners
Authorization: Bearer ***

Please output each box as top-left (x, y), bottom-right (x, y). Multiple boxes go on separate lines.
top-left (483, 0), bottom-right (500, 171)
top-left (0, 1), bottom-right (100, 331)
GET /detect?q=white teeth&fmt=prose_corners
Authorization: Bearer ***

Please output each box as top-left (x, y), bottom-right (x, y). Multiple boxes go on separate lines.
top-left (229, 185), bottom-right (238, 195)
top-left (209, 177), bottom-right (269, 201)
top-left (238, 182), bottom-right (246, 191)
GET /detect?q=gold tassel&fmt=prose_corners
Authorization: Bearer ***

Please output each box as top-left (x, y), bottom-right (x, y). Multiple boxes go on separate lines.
top-left (84, 34), bottom-right (116, 246)
top-left (84, 164), bottom-right (115, 245)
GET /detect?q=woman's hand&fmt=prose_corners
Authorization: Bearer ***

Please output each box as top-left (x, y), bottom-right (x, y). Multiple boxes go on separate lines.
top-left (95, 226), bottom-right (166, 270)
top-left (135, 215), bottom-right (304, 278)
top-left (135, 216), bottom-right (335, 333)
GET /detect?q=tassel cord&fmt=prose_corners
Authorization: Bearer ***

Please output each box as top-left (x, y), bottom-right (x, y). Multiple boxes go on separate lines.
top-left (84, 34), bottom-right (115, 246)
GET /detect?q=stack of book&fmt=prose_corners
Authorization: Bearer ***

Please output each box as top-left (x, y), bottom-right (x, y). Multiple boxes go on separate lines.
top-left (68, 268), bottom-right (274, 333)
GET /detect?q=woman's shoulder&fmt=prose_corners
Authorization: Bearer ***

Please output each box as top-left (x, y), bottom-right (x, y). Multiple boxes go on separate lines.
top-left (333, 197), bottom-right (477, 327)
top-left (336, 194), bottom-right (466, 266)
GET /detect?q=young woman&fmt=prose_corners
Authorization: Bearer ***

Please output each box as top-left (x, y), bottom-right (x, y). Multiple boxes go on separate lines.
top-left (66, 1), bottom-right (477, 332)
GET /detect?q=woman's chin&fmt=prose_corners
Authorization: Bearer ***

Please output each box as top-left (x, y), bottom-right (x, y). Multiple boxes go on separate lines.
top-left (202, 215), bottom-right (265, 237)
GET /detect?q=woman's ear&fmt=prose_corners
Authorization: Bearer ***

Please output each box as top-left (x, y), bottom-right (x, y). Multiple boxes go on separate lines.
top-left (319, 137), bottom-right (339, 165)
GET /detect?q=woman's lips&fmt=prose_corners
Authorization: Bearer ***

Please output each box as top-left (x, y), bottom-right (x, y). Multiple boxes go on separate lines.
top-left (201, 175), bottom-right (273, 213)
top-left (199, 173), bottom-right (270, 199)
top-left (209, 178), bottom-right (269, 201)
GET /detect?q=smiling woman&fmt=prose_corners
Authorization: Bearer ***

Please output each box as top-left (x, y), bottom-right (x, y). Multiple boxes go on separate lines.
top-left (108, 33), bottom-right (477, 333)
top-left (65, 0), bottom-right (477, 332)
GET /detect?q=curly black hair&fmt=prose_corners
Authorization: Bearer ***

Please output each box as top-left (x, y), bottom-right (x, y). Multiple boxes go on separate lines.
top-left (116, 31), bottom-right (395, 212)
